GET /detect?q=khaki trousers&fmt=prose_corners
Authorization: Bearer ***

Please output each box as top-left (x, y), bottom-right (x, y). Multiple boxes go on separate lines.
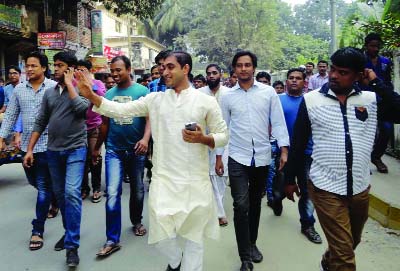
top-left (308, 181), bottom-right (370, 271)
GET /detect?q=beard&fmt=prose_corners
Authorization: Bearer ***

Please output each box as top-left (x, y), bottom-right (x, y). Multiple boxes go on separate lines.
top-left (207, 78), bottom-right (220, 89)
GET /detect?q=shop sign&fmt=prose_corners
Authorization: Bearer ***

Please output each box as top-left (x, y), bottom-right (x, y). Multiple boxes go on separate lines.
top-left (38, 32), bottom-right (66, 49)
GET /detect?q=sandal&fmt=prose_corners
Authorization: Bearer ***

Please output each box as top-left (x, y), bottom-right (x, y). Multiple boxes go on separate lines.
top-left (96, 243), bottom-right (121, 257)
top-left (47, 207), bottom-right (59, 219)
top-left (133, 223), bottom-right (147, 236)
top-left (29, 233), bottom-right (44, 251)
top-left (92, 191), bottom-right (102, 203)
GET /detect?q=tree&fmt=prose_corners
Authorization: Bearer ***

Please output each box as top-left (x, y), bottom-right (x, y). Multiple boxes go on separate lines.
top-left (100, 0), bottom-right (164, 19)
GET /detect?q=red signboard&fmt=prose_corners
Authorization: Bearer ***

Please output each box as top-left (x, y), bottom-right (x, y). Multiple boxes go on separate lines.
top-left (103, 45), bottom-right (124, 61)
top-left (38, 32), bottom-right (66, 49)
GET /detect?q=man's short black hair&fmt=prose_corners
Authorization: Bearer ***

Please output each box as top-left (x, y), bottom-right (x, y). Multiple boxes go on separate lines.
top-left (77, 60), bottom-right (92, 70)
top-left (26, 51), bottom-right (49, 68)
top-left (256, 71), bottom-right (271, 81)
top-left (206, 64), bottom-right (221, 73)
top-left (53, 51), bottom-right (77, 67)
top-left (287, 68), bottom-right (306, 80)
top-left (104, 73), bottom-right (113, 80)
top-left (317, 60), bottom-right (329, 66)
top-left (150, 65), bottom-right (158, 72)
top-left (330, 47), bottom-right (366, 73)
top-left (111, 55), bottom-right (131, 69)
top-left (142, 73), bottom-right (151, 81)
top-left (193, 74), bottom-right (206, 83)
top-left (165, 51), bottom-right (192, 74)
top-left (155, 49), bottom-right (172, 64)
top-left (229, 70), bottom-right (235, 77)
top-left (364, 33), bottom-right (382, 45)
top-left (7, 65), bottom-right (21, 74)
top-left (232, 51), bottom-right (257, 68)
top-left (306, 62), bottom-right (315, 67)
top-left (273, 80), bottom-right (284, 88)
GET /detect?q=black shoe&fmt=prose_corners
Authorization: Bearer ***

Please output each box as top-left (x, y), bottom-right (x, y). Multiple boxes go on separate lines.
top-left (302, 226), bottom-right (322, 244)
top-left (66, 248), bottom-right (79, 267)
top-left (166, 262), bottom-right (181, 271)
top-left (54, 235), bottom-right (65, 251)
top-left (240, 261), bottom-right (254, 271)
top-left (267, 200), bottom-right (273, 209)
top-left (250, 244), bottom-right (263, 263)
top-left (272, 199), bottom-right (283, 216)
top-left (371, 158), bottom-right (388, 173)
top-left (319, 252), bottom-right (329, 270)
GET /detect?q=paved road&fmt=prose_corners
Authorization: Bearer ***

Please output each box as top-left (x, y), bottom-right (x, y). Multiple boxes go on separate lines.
top-left (0, 162), bottom-right (399, 271)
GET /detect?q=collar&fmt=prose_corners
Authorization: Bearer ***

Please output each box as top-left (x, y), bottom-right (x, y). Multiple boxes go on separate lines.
top-left (232, 80), bottom-right (264, 92)
top-left (319, 82), bottom-right (362, 100)
top-left (25, 78), bottom-right (48, 90)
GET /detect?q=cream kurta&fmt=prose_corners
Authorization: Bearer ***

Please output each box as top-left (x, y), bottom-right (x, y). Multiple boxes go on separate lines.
top-left (93, 87), bottom-right (229, 244)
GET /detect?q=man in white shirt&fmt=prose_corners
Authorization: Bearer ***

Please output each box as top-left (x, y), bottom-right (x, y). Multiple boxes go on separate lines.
top-left (308, 60), bottom-right (329, 91)
top-left (220, 51), bottom-right (289, 271)
top-left (199, 64), bottom-right (230, 227)
top-left (76, 51), bottom-right (228, 271)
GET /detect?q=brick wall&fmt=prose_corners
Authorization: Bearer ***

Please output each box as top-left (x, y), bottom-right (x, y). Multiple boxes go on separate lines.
top-left (57, 20), bottom-right (92, 48)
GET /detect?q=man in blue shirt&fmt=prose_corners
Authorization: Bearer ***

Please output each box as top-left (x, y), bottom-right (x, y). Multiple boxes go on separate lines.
top-left (95, 55), bottom-right (150, 257)
top-left (148, 50), bottom-right (171, 93)
top-left (220, 51), bottom-right (289, 271)
top-left (280, 68), bottom-right (322, 244)
top-left (0, 52), bottom-right (57, 251)
top-left (364, 33), bottom-right (393, 174)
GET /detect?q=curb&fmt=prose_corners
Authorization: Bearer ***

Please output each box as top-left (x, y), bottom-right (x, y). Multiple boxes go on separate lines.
top-left (369, 193), bottom-right (400, 230)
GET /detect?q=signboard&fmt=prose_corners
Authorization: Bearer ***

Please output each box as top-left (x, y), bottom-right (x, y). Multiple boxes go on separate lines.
top-left (38, 32), bottom-right (66, 49)
top-left (89, 57), bottom-right (109, 73)
top-left (91, 10), bottom-right (103, 55)
top-left (0, 4), bottom-right (21, 31)
top-left (103, 45), bottom-right (124, 61)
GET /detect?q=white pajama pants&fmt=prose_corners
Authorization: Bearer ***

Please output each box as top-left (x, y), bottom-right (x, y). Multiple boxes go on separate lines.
top-left (155, 237), bottom-right (204, 271)
top-left (210, 175), bottom-right (227, 218)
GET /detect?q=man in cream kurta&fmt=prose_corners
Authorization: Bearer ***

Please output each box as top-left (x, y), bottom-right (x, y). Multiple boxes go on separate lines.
top-left (198, 64), bottom-right (230, 226)
top-left (76, 51), bottom-right (228, 271)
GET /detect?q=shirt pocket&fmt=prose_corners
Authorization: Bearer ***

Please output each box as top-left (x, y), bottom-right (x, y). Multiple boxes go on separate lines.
top-left (354, 106), bottom-right (368, 122)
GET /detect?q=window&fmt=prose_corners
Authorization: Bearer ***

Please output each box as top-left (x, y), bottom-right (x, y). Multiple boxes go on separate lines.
top-left (115, 21), bottom-right (121, 33)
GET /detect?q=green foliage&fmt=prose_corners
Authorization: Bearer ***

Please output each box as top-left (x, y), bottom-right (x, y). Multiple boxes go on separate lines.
top-left (100, 0), bottom-right (163, 19)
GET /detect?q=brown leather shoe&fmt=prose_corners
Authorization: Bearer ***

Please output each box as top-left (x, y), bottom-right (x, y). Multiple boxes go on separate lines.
top-left (372, 158), bottom-right (388, 173)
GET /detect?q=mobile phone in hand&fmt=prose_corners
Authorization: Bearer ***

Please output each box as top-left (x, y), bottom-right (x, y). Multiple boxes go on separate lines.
top-left (185, 122), bottom-right (197, 131)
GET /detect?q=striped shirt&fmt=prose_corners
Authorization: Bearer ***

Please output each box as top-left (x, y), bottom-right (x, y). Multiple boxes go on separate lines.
top-left (308, 73), bottom-right (329, 91)
top-left (0, 78), bottom-right (57, 153)
top-left (286, 80), bottom-right (400, 196)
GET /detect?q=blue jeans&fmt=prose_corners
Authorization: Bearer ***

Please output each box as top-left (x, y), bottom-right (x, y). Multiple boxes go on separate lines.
top-left (265, 140), bottom-right (280, 201)
top-left (105, 149), bottom-right (145, 244)
top-left (298, 154), bottom-right (316, 228)
top-left (228, 157), bottom-right (268, 262)
top-left (23, 151), bottom-right (52, 236)
top-left (47, 147), bottom-right (87, 249)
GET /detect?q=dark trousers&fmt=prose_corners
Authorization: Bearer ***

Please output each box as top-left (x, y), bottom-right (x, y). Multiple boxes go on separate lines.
top-left (23, 151), bottom-right (52, 235)
top-left (308, 181), bottom-right (370, 271)
top-left (371, 120), bottom-right (393, 160)
top-left (82, 127), bottom-right (102, 193)
top-left (228, 157), bottom-right (268, 262)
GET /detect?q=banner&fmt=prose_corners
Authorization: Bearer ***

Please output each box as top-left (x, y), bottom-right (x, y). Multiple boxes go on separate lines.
top-left (38, 32), bottom-right (66, 49)
top-left (89, 57), bottom-right (109, 73)
top-left (91, 10), bottom-right (103, 55)
top-left (0, 4), bottom-right (21, 31)
top-left (103, 45), bottom-right (124, 61)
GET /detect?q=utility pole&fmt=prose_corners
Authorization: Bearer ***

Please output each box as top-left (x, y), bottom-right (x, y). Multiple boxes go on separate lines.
top-left (330, 0), bottom-right (337, 55)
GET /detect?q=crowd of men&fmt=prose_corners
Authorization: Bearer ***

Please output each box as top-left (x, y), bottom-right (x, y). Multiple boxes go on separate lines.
top-left (0, 32), bottom-right (399, 271)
